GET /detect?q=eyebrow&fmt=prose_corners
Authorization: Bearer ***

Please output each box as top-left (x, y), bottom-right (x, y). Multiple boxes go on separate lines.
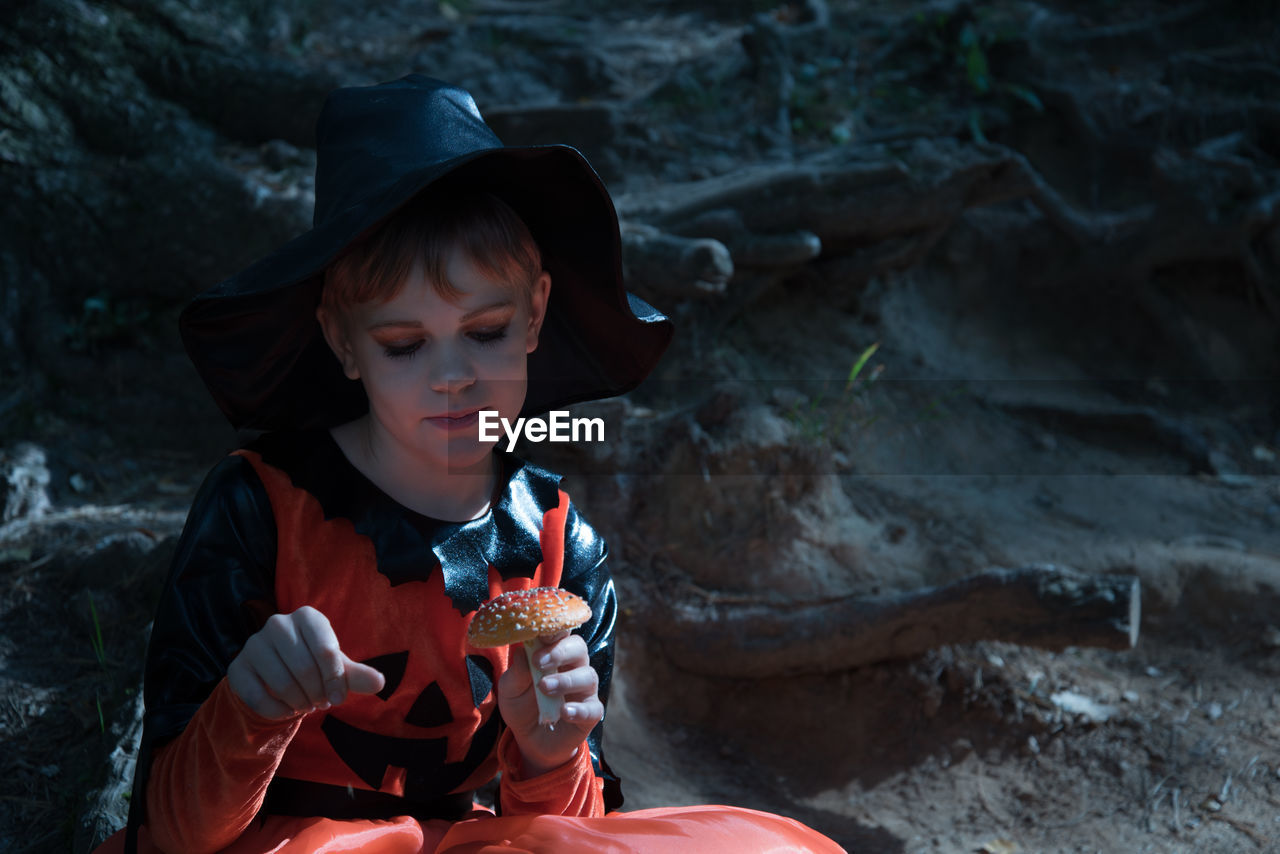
top-left (367, 300), bottom-right (516, 330)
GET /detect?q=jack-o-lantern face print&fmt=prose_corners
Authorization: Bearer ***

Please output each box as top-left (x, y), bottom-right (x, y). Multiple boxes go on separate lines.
top-left (242, 438), bottom-right (569, 798)
top-left (316, 650), bottom-right (500, 796)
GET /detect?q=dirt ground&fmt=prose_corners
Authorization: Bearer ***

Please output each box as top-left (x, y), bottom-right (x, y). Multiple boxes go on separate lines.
top-left (599, 265), bottom-right (1280, 854)
top-left (2, 1), bottom-right (1279, 852)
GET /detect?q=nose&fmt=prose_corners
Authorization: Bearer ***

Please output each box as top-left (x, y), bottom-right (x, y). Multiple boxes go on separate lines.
top-left (428, 339), bottom-right (476, 395)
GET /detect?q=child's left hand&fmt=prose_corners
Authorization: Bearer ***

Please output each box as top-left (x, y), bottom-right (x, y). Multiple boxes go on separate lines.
top-left (497, 629), bottom-right (603, 777)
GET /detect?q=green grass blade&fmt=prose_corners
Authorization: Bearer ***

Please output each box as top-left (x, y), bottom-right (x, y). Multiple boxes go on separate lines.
top-left (1005, 83), bottom-right (1044, 112)
top-left (845, 342), bottom-right (881, 391)
top-left (87, 591), bottom-right (106, 667)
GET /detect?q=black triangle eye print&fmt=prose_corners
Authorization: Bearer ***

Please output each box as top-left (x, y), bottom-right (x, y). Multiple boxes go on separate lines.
top-left (405, 681), bottom-right (453, 728)
top-left (466, 655), bottom-right (493, 708)
top-left (359, 651), bottom-right (409, 700)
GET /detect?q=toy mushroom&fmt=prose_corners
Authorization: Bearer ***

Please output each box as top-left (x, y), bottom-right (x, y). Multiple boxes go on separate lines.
top-left (467, 587), bottom-right (592, 726)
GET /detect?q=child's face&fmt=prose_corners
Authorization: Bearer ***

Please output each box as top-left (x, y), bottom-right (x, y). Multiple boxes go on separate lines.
top-left (320, 245), bottom-right (550, 473)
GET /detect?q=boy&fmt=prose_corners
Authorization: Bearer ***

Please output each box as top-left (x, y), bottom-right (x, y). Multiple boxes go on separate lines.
top-left (96, 75), bottom-right (842, 854)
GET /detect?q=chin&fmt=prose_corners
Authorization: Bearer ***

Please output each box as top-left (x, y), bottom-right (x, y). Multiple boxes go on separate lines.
top-left (437, 440), bottom-right (497, 473)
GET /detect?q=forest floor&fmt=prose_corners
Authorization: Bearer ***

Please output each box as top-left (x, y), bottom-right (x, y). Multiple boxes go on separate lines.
top-left (3, 0), bottom-right (1279, 852)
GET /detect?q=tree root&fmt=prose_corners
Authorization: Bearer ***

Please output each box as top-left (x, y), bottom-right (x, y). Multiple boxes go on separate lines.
top-left (654, 565), bottom-right (1140, 678)
top-left (620, 223), bottom-right (733, 299)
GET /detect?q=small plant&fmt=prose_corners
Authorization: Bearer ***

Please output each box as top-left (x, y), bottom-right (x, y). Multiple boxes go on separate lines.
top-left (786, 341), bottom-right (884, 441)
top-left (786, 55), bottom-right (861, 143)
top-left (956, 20), bottom-right (992, 95)
top-left (914, 7), bottom-right (1044, 139)
top-left (87, 593), bottom-right (111, 734)
top-left (88, 591), bottom-right (107, 667)
top-left (845, 341), bottom-right (880, 393)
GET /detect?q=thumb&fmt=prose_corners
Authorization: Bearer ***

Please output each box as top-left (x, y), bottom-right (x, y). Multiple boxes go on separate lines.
top-left (342, 654), bottom-right (386, 697)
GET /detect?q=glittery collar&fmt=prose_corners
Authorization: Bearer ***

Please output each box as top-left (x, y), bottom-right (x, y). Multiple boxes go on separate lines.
top-left (249, 430), bottom-right (563, 614)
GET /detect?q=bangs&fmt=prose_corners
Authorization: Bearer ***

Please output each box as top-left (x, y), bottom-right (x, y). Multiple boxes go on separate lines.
top-left (321, 189), bottom-right (542, 313)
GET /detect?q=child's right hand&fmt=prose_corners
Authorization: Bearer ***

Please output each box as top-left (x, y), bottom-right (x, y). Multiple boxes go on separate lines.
top-left (227, 605), bottom-right (385, 720)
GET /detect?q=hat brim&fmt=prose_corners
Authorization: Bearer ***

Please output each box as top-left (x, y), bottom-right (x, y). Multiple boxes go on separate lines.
top-left (181, 145), bottom-right (672, 431)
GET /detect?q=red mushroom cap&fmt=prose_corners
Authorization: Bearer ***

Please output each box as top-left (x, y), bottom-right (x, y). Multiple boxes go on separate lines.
top-left (467, 587), bottom-right (592, 648)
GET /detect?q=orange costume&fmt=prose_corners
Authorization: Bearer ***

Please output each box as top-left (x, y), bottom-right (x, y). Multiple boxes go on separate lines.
top-left (94, 430), bottom-right (844, 853)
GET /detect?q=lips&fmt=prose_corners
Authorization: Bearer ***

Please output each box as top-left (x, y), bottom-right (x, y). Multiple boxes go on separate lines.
top-left (425, 409), bottom-right (482, 431)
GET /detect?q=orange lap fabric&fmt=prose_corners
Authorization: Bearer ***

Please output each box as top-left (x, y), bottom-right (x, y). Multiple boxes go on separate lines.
top-left (96, 806), bottom-right (844, 854)
top-left (436, 805), bottom-right (847, 854)
top-left (93, 815), bottom-right (453, 854)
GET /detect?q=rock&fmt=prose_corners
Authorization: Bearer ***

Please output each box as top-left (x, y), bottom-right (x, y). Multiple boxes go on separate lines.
top-left (1, 443), bottom-right (52, 525)
top-left (1050, 690), bottom-right (1116, 723)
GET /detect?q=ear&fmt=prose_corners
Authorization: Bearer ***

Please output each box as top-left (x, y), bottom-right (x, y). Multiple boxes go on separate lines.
top-left (316, 305), bottom-right (361, 380)
top-left (524, 271), bottom-right (552, 354)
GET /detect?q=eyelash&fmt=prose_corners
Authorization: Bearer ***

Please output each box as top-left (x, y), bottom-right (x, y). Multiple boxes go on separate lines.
top-left (383, 342), bottom-right (423, 360)
top-left (381, 327), bottom-right (508, 360)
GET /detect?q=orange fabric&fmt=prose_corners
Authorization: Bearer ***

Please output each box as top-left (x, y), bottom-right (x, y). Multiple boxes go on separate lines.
top-left (94, 815), bottom-right (455, 854)
top-left (96, 805), bottom-right (845, 854)
top-left (436, 805), bottom-right (848, 853)
top-left (146, 677), bottom-right (303, 853)
top-left (92, 683), bottom-right (601, 854)
top-left (495, 728), bottom-right (603, 818)
top-left (92, 682), bottom-right (836, 854)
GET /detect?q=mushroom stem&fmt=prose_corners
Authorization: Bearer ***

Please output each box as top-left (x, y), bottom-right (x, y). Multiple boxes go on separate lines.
top-left (523, 639), bottom-right (561, 726)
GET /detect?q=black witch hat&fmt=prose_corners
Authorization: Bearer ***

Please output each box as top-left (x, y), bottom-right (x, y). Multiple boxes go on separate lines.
top-left (181, 75), bottom-right (672, 431)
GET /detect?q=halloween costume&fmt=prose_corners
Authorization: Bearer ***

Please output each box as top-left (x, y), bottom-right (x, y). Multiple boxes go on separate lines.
top-left (120, 428), bottom-right (613, 853)
top-left (93, 75), bottom-right (845, 853)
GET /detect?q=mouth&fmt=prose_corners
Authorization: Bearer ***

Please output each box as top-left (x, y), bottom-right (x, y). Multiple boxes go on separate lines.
top-left (425, 409), bottom-right (482, 431)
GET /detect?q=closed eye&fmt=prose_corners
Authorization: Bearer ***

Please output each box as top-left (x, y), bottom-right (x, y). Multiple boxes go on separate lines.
top-left (383, 340), bottom-right (423, 360)
top-left (470, 327), bottom-right (508, 346)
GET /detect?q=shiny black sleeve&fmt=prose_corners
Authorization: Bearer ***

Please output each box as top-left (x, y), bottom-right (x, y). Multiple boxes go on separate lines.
top-left (143, 453), bottom-right (279, 741)
top-left (125, 453), bottom-right (278, 852)
top-left (555, 497), bottom-right (622, 811)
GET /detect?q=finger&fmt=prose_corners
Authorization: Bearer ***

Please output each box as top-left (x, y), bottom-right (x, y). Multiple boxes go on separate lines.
top-left (294, 607), bottom-right (346, 707)
top-left (561, 698), bottom-right (604, 727)
top-left (249, 636), bottom-right (313, 712)
top-left (498, 642), bottom-right (533, 700)
top-left (228, 655), bottom-right (298, 720)
top-left (533, 633), bottom-right (588, 673)
top-left (269, 611), bottom-right (340, 710)
top-left (276, 633), bottom-right (335, 711)
top-left (343, 655), bottom-right (386, 697)
top-left (539, 666), bottom-right (598, 699)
